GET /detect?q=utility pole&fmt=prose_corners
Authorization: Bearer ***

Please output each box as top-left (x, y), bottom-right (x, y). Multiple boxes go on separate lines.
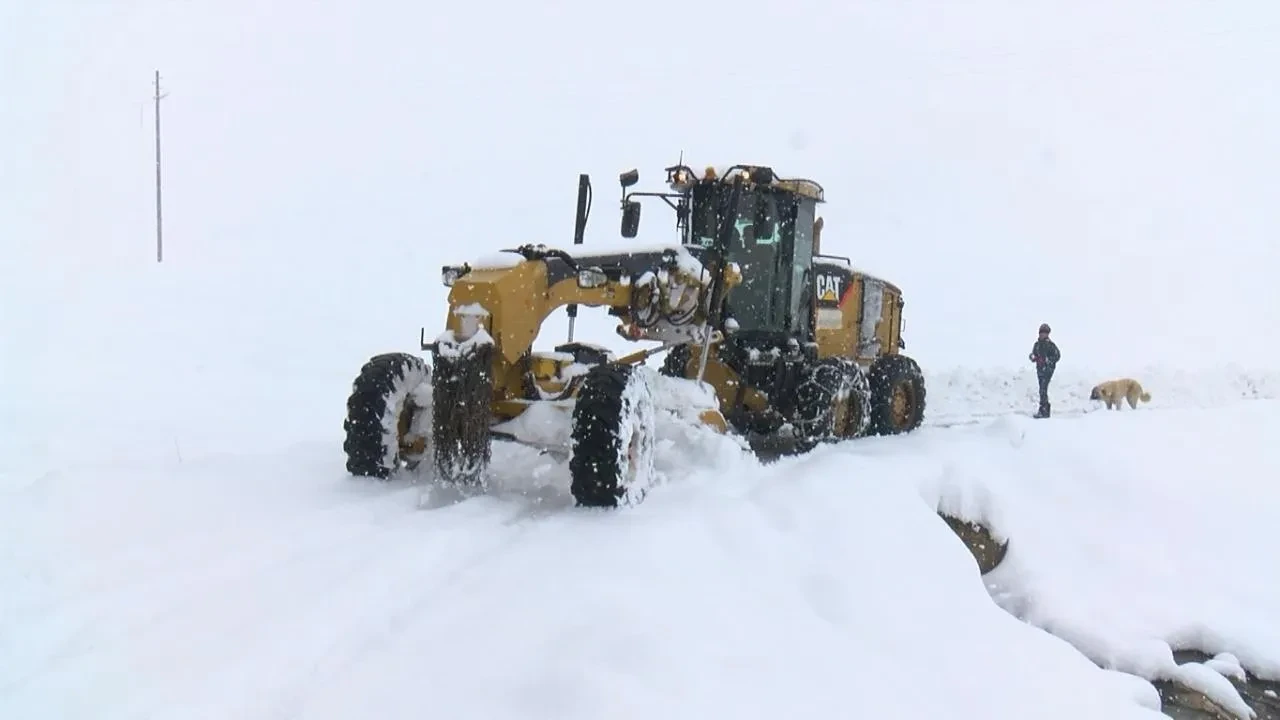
top-left (153, 70), bottom-right (167, 263)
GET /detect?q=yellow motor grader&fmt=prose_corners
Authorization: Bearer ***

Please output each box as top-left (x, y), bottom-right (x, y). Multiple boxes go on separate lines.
top-left (343, 162), bottom-right (930, 506)
top-left (342, 162), bottom-right (1004, 573)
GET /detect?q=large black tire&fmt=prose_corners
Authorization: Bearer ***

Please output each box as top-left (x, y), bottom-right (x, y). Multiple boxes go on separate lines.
top-left (431, 340), bottom-right (495, 485)
top-left (868, 353), bottom-right (927, 435)
top-left (658, 344), bottom-right (692, 378)
top-left (569, 363), bottom-right (659, 508)
top-left (343, 352), bottom-right (432, 479)
top-left (828, 357), bottom-right (873, 440)
top-left (791, 356), bottom-right (869, 451)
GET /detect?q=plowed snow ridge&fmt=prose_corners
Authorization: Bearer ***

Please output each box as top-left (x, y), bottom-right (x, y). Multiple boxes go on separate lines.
top-left (3, 365), bottom-right (1279, 719)
top-left (2, 271), bottom-right (1279, 718)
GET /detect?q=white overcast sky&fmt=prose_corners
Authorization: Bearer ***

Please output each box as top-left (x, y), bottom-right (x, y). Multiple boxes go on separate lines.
top-left (2, 0), bottom-right (1278, 373)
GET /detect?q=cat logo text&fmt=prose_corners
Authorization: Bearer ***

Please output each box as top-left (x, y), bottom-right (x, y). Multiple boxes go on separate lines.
top-left (816, 273), bottom-right (843, 304)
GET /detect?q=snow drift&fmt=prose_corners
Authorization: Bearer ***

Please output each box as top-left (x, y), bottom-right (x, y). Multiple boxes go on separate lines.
top-left (3, 247), bottom-right (1279, 720)
top-left (4, 366), bottom-right (1280, 719)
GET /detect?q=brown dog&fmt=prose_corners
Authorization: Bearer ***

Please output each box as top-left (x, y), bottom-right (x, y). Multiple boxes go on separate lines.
top-left (1089, 378), bottom-right (1152, 410)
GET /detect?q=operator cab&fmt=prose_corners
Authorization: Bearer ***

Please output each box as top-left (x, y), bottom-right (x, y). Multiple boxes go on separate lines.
top-left (680, 165), bottom-right (823, 343)
top-left (616, 163), bottom-right (826, 346)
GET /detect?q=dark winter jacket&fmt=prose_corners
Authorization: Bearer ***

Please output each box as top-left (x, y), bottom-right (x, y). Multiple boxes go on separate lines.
top-left (1029, 338), bottom-right (1060, 373)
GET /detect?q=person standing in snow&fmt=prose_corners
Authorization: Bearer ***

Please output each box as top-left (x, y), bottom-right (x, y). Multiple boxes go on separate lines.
top-left (1029, 323), bottom-right (1060, 418)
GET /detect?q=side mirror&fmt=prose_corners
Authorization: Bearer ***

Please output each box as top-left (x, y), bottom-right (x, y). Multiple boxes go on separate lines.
top-left (620, 169), bottom-right (639, 189)
top-left (621, 200), bottom-right (642, 238)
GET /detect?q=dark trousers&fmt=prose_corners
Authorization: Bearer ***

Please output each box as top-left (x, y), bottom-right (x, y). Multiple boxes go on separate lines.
top-left (1037, 368), bottom-right (1054, 416)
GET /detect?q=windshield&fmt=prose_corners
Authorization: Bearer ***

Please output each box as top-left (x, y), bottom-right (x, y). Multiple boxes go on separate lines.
top-left (722, 190), bottom-right (788, 333)
top-left (687, 184), bottom-right (799, 333)
top-left (685, 182), bottom-right (814, 336)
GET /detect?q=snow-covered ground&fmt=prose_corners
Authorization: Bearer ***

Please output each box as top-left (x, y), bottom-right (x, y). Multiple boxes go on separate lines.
top-left (5, 2), bottom-right (1280, 718)
top-left (4, 305), bottom-right (1279, 719)
top-left (2, 266), bottom-right (1280, 720)
top-left (924, 365), bottom-right (1280, 425)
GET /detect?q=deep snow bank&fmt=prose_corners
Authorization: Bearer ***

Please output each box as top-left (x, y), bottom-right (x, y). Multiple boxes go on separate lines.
top-left (2, 418), bottom-right (1167, 720)
top-left (4, 258), bottom-right (1279, 718)
top-left (892, 402), bottom-right (1280, 717)
top-left (4, 387), bottom-right (1280, 718)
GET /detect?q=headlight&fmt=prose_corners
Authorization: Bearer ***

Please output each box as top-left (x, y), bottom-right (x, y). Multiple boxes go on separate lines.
top-left (441, 264), bottom-right (469, 287)
top-left (577, 267), bottom-right (608, 288)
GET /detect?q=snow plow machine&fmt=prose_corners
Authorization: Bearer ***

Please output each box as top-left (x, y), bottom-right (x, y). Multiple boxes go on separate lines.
top-left (342, 162), bottom-right (1007, 575)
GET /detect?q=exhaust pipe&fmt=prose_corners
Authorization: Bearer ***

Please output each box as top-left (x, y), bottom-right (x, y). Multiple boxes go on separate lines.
top-left (567, 173), bottom-right (592, 343)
